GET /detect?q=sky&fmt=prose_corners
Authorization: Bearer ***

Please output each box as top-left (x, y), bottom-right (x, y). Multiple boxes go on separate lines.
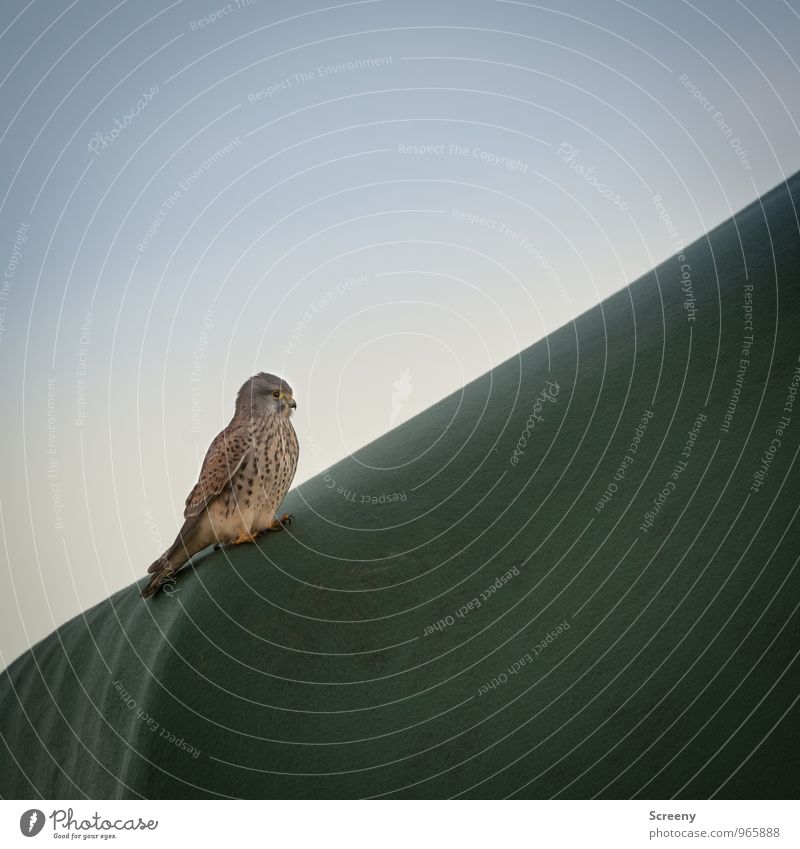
top-left (1, 0), bottom-right (799, 664)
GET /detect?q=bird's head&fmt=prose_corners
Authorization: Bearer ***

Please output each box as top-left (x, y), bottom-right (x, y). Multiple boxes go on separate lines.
top-left (236, 372), bottom-right (297, 418)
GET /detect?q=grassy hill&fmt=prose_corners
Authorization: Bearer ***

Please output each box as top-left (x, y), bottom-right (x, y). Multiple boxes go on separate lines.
top-left (2, 174), bottom-right (799, 799)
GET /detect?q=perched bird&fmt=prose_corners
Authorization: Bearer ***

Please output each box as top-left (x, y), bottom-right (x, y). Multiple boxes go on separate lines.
top-left (141, 373), bottom-right (299, 598)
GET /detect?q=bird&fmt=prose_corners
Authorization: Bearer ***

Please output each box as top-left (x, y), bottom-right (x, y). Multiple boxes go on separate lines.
top-left (141, 372), bottom-right (300, 598)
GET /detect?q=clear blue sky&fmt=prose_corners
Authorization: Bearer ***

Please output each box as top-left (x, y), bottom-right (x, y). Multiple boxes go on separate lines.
top-left (2, 0), bottom-right (799, 662)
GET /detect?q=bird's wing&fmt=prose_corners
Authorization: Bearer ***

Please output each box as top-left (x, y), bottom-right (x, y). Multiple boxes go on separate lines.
top-left (184, 420), bottom-right (251, 518)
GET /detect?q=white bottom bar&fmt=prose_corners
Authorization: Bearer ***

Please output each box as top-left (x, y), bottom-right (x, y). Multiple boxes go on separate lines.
top-left (2, 800), bottom-right (797, 848)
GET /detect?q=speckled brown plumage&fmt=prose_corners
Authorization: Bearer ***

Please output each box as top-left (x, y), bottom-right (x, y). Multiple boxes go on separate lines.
top-left (142, 373), bottom-right (299, 598)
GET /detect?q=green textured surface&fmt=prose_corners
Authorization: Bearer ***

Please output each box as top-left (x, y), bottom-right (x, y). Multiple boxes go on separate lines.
top-left (1, 175), bottom-right (799, 799)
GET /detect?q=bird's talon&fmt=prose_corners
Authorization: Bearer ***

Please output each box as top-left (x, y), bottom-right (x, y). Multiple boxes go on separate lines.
top-left (232, 532), bottom-right (258, 545)
top-left (266, 513), bottom-right (294, 532)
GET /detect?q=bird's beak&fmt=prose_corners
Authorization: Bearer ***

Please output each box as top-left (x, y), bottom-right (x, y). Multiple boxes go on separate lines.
top-left (289, 398), bottom-right (297, 409)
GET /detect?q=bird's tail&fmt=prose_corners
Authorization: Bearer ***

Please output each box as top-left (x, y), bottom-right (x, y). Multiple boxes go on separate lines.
top-left (141, 558), bottom-right (179, 599)
top-left (141, 514), bottom-right (209, 598)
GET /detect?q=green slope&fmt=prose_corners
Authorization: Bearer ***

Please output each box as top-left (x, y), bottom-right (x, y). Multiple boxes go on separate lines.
top-left (2, 175), bottom-right (799, 800)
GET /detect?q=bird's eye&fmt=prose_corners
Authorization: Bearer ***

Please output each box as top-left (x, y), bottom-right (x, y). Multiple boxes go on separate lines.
top-left (272, 390), bottom-right (281, 399)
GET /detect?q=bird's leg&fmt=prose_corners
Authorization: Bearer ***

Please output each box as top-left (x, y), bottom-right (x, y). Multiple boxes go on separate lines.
top-left (232, 531), bottom-right (259, 545)
top-left (264, 513), bottom-right (294, 532)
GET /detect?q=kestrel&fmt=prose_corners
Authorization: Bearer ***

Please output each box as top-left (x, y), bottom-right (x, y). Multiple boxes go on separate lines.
top-left (141, 373), bottom-right (300, 598)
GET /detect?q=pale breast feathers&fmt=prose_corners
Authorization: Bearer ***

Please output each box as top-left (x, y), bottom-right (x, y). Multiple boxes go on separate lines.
top-left (281, 421), bottom-right (300, 482)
